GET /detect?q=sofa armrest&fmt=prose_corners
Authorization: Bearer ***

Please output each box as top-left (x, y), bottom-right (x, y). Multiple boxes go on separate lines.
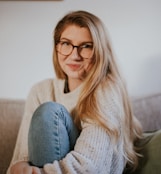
top-left (0, 99), bottom-right (25, 174)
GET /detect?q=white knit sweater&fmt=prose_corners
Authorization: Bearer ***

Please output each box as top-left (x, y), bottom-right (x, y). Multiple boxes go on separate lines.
top-left (7, 78), bottom-right (126, 174)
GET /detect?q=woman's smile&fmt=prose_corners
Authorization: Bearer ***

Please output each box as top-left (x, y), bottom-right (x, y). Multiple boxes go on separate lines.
top-left (67, 63), bottom-right (82, 71)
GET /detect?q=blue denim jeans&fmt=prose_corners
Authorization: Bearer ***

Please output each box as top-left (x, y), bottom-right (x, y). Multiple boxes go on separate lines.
top-left (28, 102), bottom-right (80, 167)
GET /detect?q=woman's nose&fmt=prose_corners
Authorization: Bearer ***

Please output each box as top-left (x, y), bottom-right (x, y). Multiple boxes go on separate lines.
top-left (70, 47), bottom-right (81, 60)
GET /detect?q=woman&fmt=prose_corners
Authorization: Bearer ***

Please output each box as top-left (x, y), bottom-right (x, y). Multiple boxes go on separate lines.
top-left (8, 10), bottom-right (142, 174)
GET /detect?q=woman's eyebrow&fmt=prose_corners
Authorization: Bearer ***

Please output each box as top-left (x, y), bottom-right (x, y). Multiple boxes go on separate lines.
top-left (59, 37), bottom-right (71, 41)
top-left (60, 38), bottom-right (93, 44)
top-left (80, 41), bottom-right (93, 44)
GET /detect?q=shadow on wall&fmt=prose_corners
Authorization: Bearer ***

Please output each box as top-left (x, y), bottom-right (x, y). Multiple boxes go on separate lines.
top-left (136, 55), bottom-right (161, 97)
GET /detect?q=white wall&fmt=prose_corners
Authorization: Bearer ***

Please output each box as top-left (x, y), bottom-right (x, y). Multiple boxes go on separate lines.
top-left (0, 0), bottom-right (161, 99)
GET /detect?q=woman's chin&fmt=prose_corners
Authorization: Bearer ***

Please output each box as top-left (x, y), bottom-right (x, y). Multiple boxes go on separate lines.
top-left (67, 73), bottom-right (83, 81)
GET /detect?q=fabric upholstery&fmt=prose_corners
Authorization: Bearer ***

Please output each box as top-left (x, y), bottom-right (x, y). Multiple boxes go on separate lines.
top-left (0, 99), bottom-right (25, 174)
top-left (132, 94), bottom-right (161, 132)
top-left (124, 129), bottom-right (161, 174)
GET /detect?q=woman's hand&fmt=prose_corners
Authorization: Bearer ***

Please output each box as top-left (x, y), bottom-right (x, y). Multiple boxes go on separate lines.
top-left (10, 161), bottom-right (42, 174)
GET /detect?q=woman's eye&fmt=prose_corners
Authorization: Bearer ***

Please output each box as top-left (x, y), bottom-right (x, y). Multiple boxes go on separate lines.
top-left (61, 41), bottom-right (70, 46)
top-left (82, 44), bottom-right (93, 49)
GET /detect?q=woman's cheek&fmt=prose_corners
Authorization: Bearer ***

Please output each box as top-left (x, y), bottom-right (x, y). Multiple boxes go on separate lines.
top-left (84, 59), bottom-right (94, 72)
top-left (79, 60), bottom-right (93, 78)
top-left (58, 55), bottom-right (67, 69)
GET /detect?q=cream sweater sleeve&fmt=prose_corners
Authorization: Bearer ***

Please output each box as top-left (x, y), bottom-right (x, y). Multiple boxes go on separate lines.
top-left (6, 85), bottom-right (41, 174)
top-left (7, 79), bottom-right (55, 174)
top-left (43, 123), bottom-right (118, 174)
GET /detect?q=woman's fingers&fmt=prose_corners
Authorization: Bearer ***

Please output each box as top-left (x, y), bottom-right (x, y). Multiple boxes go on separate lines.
top-left (32, 167), bottom-right (42, 174)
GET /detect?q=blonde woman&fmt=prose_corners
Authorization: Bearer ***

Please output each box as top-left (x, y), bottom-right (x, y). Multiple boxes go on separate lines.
top-left (8, 10), bottom-right (142, 174)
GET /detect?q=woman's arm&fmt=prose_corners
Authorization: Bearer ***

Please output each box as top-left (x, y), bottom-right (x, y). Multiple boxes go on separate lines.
top-left (43, 86), bottom-right (125, 174)
top-left (43, 122), bottom-right (123, 174)
top-left (7, 86), bottom-right (40, 174)
top-left (7, 79), bottom-right (54, 174)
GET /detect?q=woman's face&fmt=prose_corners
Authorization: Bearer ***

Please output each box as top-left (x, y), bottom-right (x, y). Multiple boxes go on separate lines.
top-left (56, 25), bottom-right (94, 81)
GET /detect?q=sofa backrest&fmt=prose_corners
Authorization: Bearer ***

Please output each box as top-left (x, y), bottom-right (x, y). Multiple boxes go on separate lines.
top-left (132, 93), bottom-right (161, 132)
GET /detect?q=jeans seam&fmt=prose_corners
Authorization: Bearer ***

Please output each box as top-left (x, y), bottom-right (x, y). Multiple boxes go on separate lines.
top-left (52, 112), bottom-right (59, 160)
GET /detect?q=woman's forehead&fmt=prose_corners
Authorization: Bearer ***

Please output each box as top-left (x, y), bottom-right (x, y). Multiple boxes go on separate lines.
top-left (60, 25), bottom-right (93, 43)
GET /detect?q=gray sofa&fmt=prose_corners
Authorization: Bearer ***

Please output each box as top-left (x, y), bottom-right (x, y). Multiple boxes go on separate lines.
top-left (0, 93), bottom-right (161, 174)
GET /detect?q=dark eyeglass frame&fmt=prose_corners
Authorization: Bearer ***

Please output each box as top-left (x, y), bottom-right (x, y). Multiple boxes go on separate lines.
top-left (56, 41), bottom-right (94, 59)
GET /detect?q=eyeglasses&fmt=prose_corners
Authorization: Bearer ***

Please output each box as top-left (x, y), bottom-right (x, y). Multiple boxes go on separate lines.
top-left (56, 41), bottom-right (94, 59)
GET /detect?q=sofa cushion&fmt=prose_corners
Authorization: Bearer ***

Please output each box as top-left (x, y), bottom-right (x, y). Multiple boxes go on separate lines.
top-left (124, 129), bottom-right (161, 174)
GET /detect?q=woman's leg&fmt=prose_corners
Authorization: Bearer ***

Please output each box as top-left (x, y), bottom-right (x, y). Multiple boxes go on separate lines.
top-left (28, 102), bottom-right (80, 167)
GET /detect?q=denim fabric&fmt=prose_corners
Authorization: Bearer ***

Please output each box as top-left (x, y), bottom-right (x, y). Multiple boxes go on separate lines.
top-left (28, 102), bottom-right (80, 167)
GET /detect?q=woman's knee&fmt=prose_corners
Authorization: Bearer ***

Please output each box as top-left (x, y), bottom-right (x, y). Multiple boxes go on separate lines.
top-left (31, 102), bottom-right (67, 126)
top-left (30, 101), bottom-right (79, 146)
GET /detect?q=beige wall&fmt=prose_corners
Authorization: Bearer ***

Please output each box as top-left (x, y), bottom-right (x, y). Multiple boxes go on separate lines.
top-left (0, 0), bottom-right (161, 98)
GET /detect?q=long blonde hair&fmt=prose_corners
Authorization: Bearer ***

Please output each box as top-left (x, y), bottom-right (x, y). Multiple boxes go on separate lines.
top-left (53, 10), bottom-right (142, 169)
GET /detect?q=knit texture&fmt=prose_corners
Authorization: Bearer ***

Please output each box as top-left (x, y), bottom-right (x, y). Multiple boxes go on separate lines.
top-left (7, 78), bottom-right (126, 174)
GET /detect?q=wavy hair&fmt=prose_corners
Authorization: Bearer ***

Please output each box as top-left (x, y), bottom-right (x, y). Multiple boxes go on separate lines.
top-left (53, 10), bottom-right (142, 169)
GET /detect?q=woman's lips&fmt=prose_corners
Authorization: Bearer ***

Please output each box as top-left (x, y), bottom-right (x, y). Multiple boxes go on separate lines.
top-left (67, 64), bottom-right (81, 70)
